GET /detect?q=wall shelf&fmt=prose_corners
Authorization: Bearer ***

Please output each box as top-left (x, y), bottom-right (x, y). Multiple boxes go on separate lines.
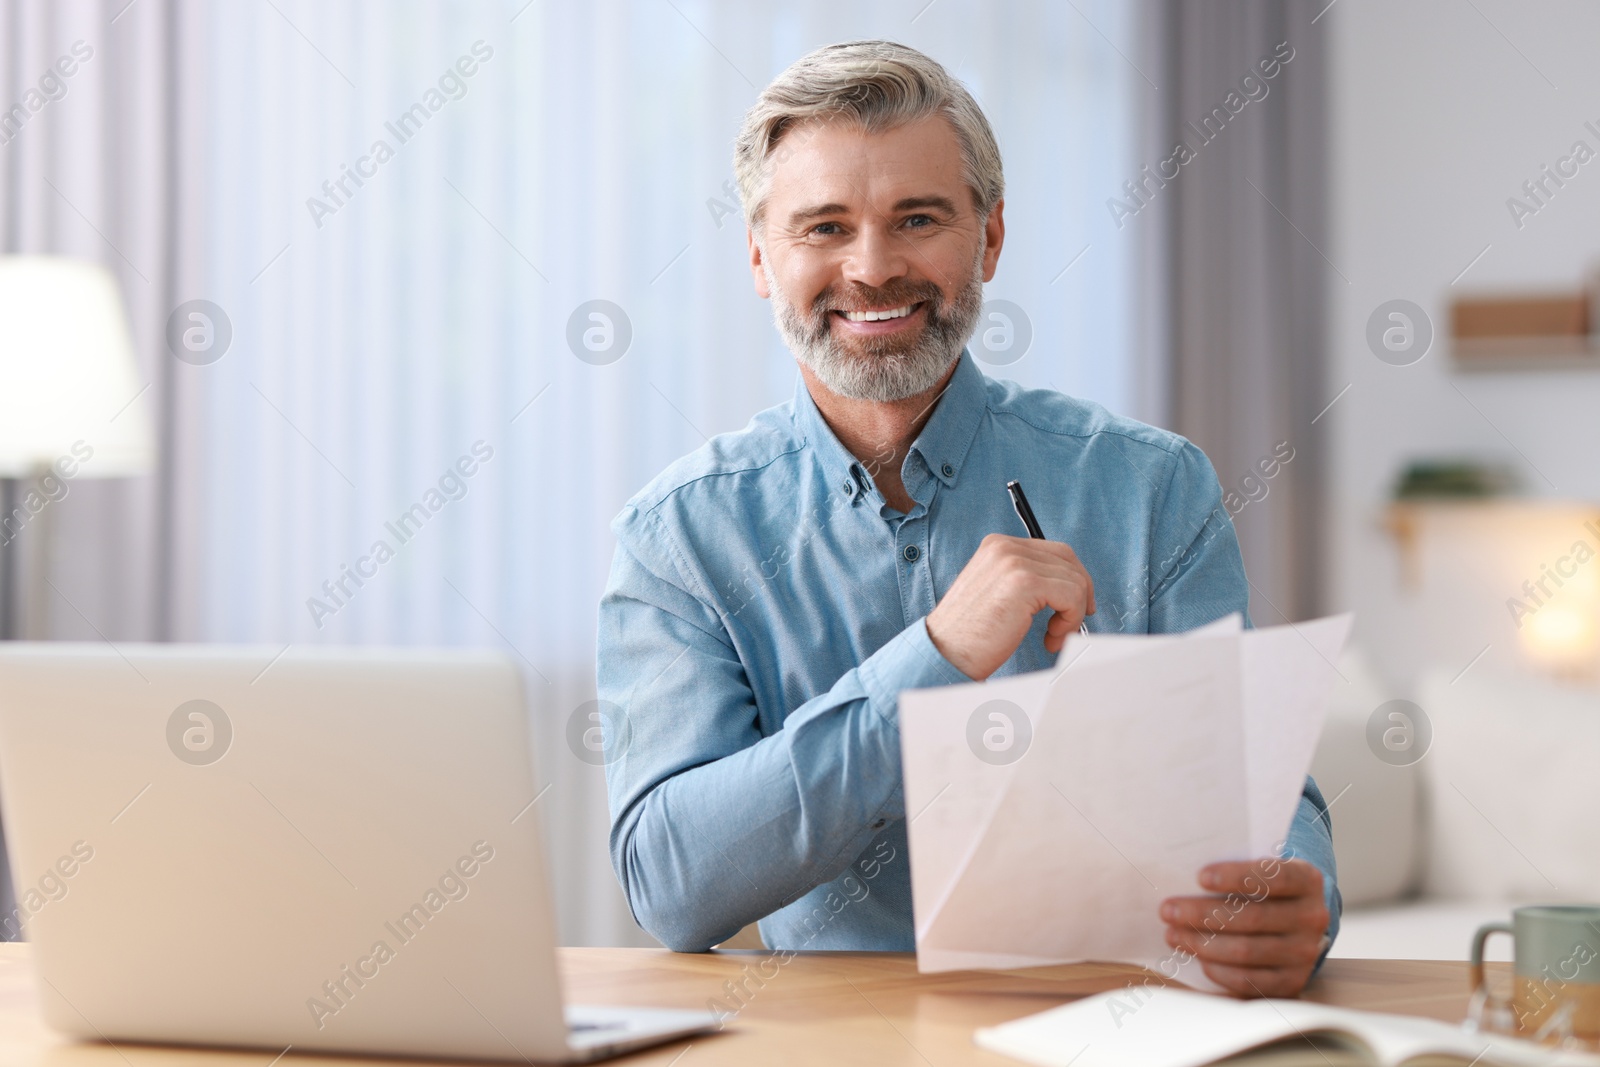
top-left (1452, 335), bottom-right (1600, 372)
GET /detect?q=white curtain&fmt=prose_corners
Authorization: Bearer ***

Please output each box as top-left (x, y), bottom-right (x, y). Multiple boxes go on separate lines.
top-left (1, 0), bottom-right (206, 930)
top-left (8, 0), bottom-right (1138, 945)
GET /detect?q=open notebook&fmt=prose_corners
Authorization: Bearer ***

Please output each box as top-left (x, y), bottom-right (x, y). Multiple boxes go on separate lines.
top-left (974, 987), bottom-right (1600, 1067)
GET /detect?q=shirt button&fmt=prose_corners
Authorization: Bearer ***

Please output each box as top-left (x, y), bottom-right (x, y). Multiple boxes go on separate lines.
top-left (841, 480), bottom-right (854, 496)
top-left (941, 462), bottom-right (955, 478)
top-left (903, 544), bottom-right (920, 562)
top-left (871, 818), bottom-right (887, 830)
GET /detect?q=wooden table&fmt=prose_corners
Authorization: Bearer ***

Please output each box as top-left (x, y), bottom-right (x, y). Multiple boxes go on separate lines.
top-left (0, 942), bottom-right (1488, 1065)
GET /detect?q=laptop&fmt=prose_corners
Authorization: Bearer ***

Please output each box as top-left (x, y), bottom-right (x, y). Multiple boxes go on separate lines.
top-left (0, 642), bottom-right (718, 1063)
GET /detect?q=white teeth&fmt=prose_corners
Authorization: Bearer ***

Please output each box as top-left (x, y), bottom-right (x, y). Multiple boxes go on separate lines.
top-left (842, 304), bottom-right (915, 322)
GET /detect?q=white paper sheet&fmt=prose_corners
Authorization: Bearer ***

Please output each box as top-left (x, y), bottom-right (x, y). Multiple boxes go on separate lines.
top-left (898, 614), bottom-right (1352, 988)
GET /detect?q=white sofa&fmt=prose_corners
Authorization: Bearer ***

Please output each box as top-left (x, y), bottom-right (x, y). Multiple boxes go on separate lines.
top-left (1311, 653), bottom-right (1600, 962)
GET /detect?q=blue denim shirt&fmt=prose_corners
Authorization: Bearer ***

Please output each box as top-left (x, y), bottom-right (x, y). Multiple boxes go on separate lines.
top-left (598, 351), bottom-right (1340, 955)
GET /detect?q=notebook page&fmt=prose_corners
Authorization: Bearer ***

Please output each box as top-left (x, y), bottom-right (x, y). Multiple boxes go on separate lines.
top-left (973, 988), bottom-right (1345, 1067)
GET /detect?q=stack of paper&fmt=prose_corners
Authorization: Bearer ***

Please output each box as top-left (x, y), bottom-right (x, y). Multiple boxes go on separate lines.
top-left (898, 613), bottom-right (1352, 988)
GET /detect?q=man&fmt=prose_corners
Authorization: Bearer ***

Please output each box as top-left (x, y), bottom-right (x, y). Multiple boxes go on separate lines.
top-left (598, 40), bottom-right (1338, 997)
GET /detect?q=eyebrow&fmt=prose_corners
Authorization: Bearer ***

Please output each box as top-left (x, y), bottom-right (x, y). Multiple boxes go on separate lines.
top-left (890, 195), bottom-right (960, 216)
top-left (786, 202), bottom-right (850, 226)
top-left (784, 195), bottom-right (962, 229)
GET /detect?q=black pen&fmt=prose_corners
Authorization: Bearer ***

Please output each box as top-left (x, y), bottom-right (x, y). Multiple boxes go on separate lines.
top-left (1005, 480), bottom-right (1089, 634)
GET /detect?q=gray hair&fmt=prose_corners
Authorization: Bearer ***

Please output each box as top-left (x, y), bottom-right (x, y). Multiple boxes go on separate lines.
top-left (733, 40), bottom-right (1004, 234)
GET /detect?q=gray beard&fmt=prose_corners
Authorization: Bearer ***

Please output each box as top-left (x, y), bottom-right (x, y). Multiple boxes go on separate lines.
top-left (763, 246), bottom-right (985, 403)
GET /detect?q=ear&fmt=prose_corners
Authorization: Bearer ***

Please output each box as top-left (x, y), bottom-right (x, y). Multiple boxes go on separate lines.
top-left (748, 227), bottom-right (771, 299)
top-left (980, 199), bottom-right (1005, 283)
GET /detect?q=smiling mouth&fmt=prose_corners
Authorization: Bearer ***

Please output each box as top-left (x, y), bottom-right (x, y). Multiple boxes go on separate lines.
top-left (833, 302), bottom-right (923, 323)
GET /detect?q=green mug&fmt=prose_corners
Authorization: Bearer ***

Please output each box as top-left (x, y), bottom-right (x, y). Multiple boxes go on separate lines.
top-left (1470, 905), bottom-right (1600, 1044)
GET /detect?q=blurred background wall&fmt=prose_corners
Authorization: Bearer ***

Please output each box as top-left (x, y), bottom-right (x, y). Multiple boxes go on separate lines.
top-left (1328, 0), bottom-right (1600, 691)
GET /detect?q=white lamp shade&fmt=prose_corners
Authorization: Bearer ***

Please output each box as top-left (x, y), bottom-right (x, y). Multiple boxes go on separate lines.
top-left (0, 256), bottom-right (154, 477)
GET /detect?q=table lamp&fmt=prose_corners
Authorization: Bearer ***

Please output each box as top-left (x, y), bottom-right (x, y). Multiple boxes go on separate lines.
top-left (0, 256), bottom-right (155, 639)
top-left (1518, 559), bottom-right (1600, 680)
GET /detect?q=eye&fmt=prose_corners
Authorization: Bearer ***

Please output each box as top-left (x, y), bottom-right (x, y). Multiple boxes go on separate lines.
top-left (810, 221), bottom-right (843, 236)
top-left (903, 214), bottom-right (936, 229)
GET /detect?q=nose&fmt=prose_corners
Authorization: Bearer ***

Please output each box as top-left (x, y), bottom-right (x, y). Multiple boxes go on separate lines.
top-left (841, 219), bottom-right (910, 291)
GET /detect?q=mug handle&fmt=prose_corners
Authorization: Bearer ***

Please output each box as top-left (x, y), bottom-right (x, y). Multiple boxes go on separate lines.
top-left (1470, 922), bottom-right (1513, 998)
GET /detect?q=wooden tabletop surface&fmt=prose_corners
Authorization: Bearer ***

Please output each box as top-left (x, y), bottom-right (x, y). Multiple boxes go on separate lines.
top-left (0, 942), bottom-right (1489, 1065)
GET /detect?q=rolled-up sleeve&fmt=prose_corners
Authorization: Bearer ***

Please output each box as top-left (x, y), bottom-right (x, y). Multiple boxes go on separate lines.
top-left (598, 504), bottom-right (967, 952)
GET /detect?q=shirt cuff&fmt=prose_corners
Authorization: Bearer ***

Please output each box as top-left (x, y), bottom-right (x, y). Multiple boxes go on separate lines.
top-left (1282, 792), bottom-right (1342, 970)
top-left (857, 618), bottom-right (972, 726)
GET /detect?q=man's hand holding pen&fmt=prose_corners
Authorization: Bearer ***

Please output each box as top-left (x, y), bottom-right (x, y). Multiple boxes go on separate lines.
top-left (925, 533), bottom-right (1096, 681)
top-left (926, 480), bottom-right (1096, 681)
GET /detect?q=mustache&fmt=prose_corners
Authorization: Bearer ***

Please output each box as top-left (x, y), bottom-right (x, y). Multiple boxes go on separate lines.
top-left (810, 280), bottom-right (945, 317)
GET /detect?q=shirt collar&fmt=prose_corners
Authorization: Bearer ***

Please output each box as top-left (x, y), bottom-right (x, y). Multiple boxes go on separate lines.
top-left (792, 349), bottom-right (987, 498)
top-left (906, 349), bottom-right (986, 488)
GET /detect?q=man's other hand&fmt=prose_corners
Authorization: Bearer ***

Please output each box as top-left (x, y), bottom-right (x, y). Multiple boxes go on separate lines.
top-left (1160, 858), bottom-right (1330, 998)
top-left (925, 533), bottom-right (1095, 680)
